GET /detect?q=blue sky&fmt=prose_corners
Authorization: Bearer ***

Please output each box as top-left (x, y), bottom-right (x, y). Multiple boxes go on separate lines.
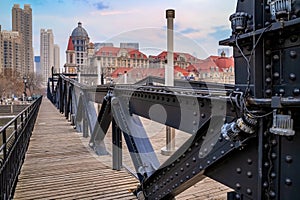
top-left (0, 0), bottom-right (237, 65)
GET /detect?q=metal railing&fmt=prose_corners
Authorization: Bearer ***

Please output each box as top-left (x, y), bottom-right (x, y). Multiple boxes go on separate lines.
top-left (0, 96), bottom-right (42, 200)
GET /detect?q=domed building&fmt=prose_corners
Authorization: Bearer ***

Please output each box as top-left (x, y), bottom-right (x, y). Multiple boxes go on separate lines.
top-left (65, 22), bottom-right (92, 74)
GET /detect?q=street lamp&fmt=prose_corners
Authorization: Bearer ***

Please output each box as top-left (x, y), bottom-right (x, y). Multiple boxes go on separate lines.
top-left (23, 76), bottom-right (28, 101)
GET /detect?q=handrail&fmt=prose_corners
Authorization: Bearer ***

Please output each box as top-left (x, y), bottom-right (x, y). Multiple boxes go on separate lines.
top-left (0, 96), bottom-right (42, 200)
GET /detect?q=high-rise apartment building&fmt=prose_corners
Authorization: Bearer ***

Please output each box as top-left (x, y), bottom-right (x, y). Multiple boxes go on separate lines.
top-left (53, 44), bottom-right (60, 73)
top-left (0, 25), bottom-right (3, 73)
top-left (12, 4), bottom-right (34, 76)
top-left (40, 29), bottom-right (54, 86)
top-left (1, 30), bottom-right (22, 76)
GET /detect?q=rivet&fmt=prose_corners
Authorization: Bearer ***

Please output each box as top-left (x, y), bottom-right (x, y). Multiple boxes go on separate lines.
top-left (266, 89), bottom-right (272, 96)
top-left (236, 168), bottom-right (242, 174)
top-left (195, 142), bottom-right (199, 147)
top-left (230, 144), bottom-right (234, 148)
top-left (193, 157), bottom-right (196, 162)
top-left (193, 121), bottom-right (197, 125)
top-left (269, 191), bottom-right (276, 198)
top-left (266, 50), bottom-right (272, 56)
top-left (213, 156), bottom-right (216, 160)
top-left (263, 182), bottom-right (268, 188)
top-left (279, 89), bottom-right (285, 95)
top-left (290, 51), bottom-right (297, 58)
top-left (221, 150), bottom-right (225, 155)
top-left (182, 154), bottom-right (186, 158)
top-left (193, 112), bottom-right (197, 116)
top-left (264, 144), bottom-right (269, 149)
top-left (271, 172), bottom-right (276, 179)
top-left (186, 176), bottom-right (190, 179)
top-left (266, 77), bottom-right (272, 84)
top-left (264, 162), bottom-right (270, 168)
top-left (204, 148), bottom-right (208, 153)
top-left (236, 183), bottom-right (241, 189)
top-left (266, 64), bottom-right (272, 71)
top-left (199, 152), bottom-right (203, 157)
top-left (180, 168), bottom-right (184, 172)
top-left (265, 5), bottom-right (270, 11)
top-left (293, 88), bottom-right (300, 96)
top-left (186, 163), bottom-right (190, 167)
top-left (201, 113), bottom-right (206, 118)
top-left (289, 73), bottom-right (296, 81)
top-left (180, 179), bottom-right (184, 183)
top-left (175, 172), bottom-right (178, 176)
top-left (285, 178), bottom-right (292, 186)
top-left (246, 188), bottom-right (252, 195)
top-left (247, 171), bottom-right (253, 178)
top-left (290, 35), bottom-right (298, 43)
top-left (235, 194), bottom-right (241, 199)
top-left (199, 165), bottom-right (203, 170)
top-left (192, 171), bottom-right (196, 175)
top-left (273, 55), bottom-right (280, 61)
top-left (273, 72), bottom-right (280, 79)
top-left (286, 155), bottom-right (293, 163)
top-left (271, 153), bottom-right (277, 160)
top-left (247, 159), bottom-right (253, 165)
top-left (207, 160), bottom-right (211, 165)
top-left (170, 176), bottom-right (173, 180)
top-left (271, 139), bottom-right (277, 146)
top-left (166, 179), bottom-right (169, 183)
top-left (278, 38), bottom-right (285, 44)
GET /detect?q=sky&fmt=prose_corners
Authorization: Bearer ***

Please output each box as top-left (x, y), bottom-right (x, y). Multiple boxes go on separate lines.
top-left (0, 0), bottom-right (237, 66)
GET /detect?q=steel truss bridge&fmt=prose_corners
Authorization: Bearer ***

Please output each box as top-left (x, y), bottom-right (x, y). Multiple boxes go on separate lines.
top-left (2, 0), bottom-right (300, 199)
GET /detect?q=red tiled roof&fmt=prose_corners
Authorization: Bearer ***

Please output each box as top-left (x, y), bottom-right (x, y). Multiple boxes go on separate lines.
top-left (111, 67), bottom-right (132, 78)
top-left (67, 36), bottom-right (74, 51)
top-left (128, 49), bottom-right (147, 59)
top-left (214, 56), bottom-right (234, 69)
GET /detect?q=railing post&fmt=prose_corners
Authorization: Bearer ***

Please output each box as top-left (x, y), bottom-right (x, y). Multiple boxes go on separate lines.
top-left (14, 119), bottom-right (18, 138)
top-left (112, 118), bottom-right (122, 170)
top-left (2, 129), bottom-right (7, 160)
top-left (82, 108), bottom-right (88, 138)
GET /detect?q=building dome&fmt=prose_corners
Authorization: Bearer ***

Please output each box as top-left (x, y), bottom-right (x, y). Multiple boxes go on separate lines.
top-left (71, 22), bottom-right (88, 38)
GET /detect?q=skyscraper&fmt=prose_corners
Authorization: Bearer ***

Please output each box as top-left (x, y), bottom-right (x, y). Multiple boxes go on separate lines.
top-left (12, 4), bottom-right (34, 76)
top-left (53, 44), bottom-right (60, 73)
top-left (40, 29), bottom-right (54, 86)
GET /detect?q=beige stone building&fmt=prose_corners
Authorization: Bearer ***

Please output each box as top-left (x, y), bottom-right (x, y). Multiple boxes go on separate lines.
top-left (12, 4), bottom-right (34, 75)
top-left (0, 30), bottom-right (22, 76)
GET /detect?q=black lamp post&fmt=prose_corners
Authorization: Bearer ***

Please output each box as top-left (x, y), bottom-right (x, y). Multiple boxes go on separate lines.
top-left (23, 76), bottom-right (27, 100)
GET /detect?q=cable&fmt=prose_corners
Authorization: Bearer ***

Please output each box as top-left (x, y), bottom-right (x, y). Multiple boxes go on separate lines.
top-left (234, 24), bottom-right (273, 118)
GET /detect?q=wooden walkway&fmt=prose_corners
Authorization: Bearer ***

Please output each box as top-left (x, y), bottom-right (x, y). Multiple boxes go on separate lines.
top-left (14, 98), bottom-right (231, 200)
top-left (14, 98), bottom-right (138, 200)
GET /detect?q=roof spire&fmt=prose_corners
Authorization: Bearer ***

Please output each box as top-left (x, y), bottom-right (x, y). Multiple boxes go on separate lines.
top-left (67, 36), bottom-right (74, 51)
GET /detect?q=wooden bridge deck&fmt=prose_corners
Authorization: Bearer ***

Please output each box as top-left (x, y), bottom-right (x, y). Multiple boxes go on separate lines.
top-left (14, 98), bottom-right (231, 200)
top-left (14, 98), bottom-right (138, 200)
